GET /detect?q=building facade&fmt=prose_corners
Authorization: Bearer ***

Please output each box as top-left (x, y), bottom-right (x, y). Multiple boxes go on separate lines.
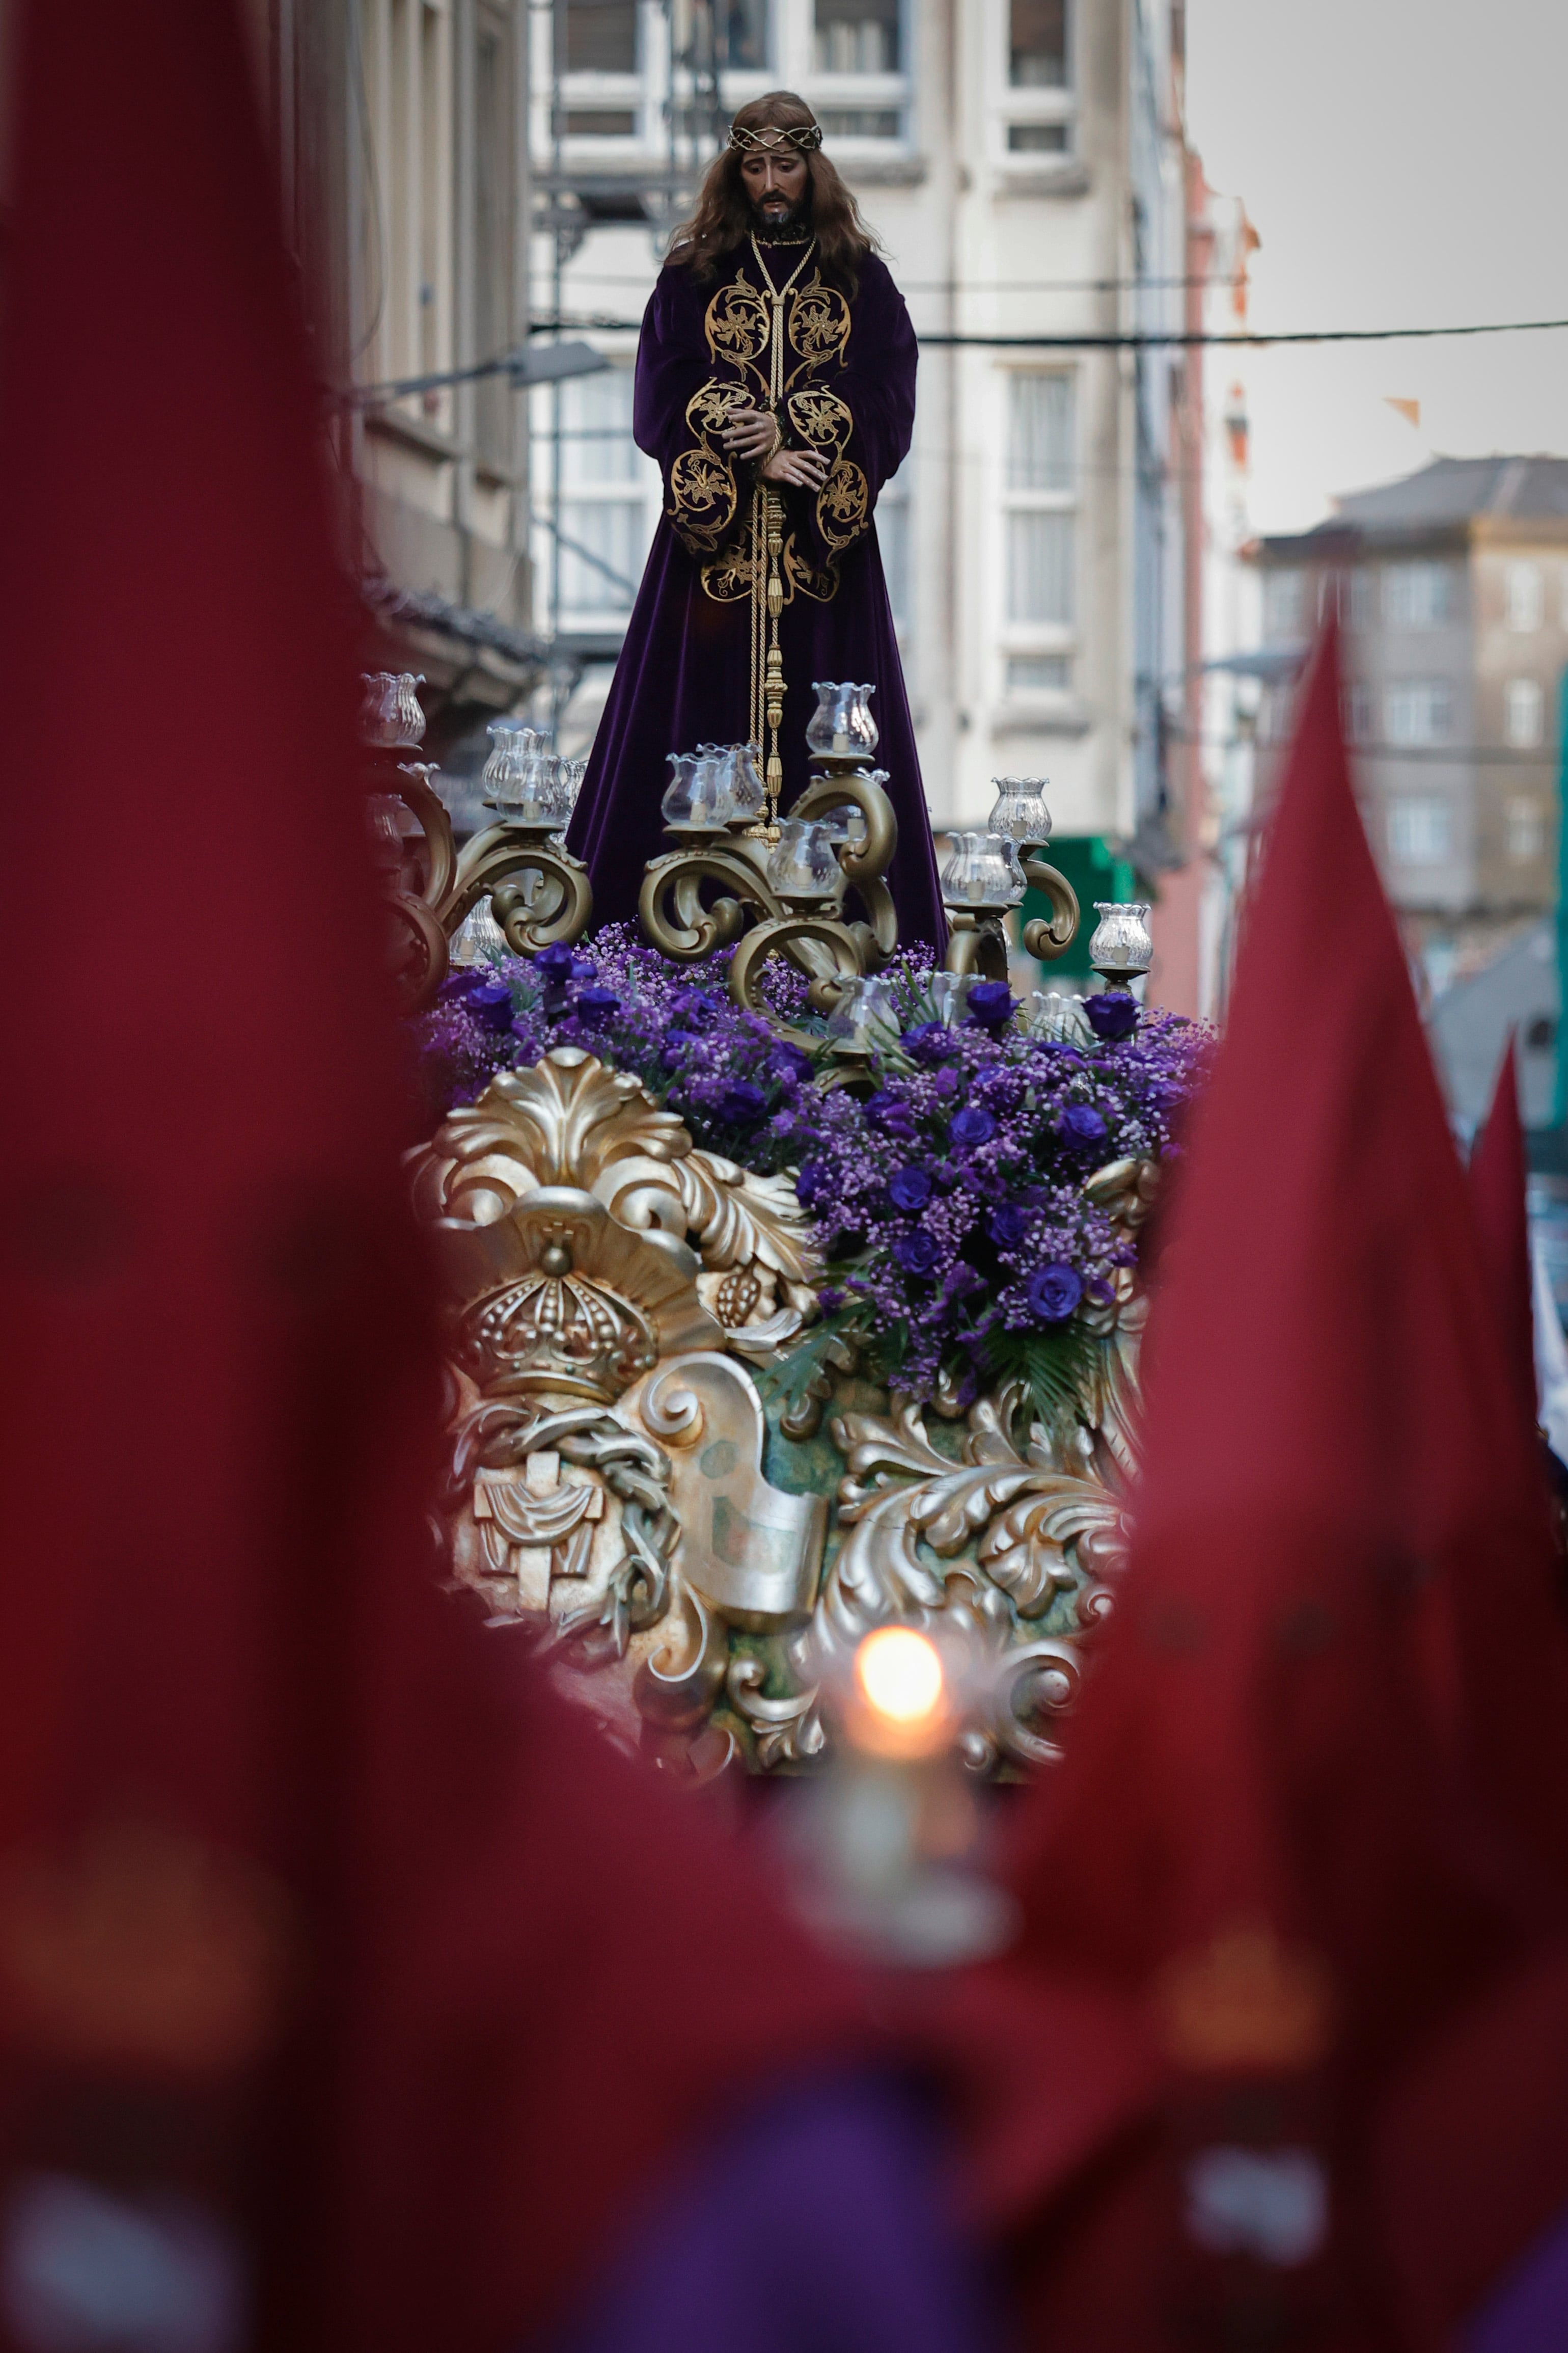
top-left (530, 0), bottom-right (1200, 980)
top-left (240, 0), bottom-right (543, 764)
top-left (1250, 456), bottom-right (1567, 993)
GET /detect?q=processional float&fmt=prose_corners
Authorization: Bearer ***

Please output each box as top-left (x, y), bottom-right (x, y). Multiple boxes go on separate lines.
top-left (364, 670), bottom-right (1166, 1831)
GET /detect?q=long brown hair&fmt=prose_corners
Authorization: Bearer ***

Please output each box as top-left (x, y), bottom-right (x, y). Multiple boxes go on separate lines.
top-left (667, 91), bottom-right (878, 290)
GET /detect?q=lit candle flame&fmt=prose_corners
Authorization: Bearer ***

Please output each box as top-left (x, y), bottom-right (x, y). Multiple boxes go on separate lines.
top-left (855, 1628), bottom-right (945, 1732)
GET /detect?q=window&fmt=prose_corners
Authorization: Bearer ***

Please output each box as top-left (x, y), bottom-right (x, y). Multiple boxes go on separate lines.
top-left (1007, 122), bottom-right (1067, 150)
top-left (1008, 654), bottom-right (1071, 692)
top-left (1343, 680), bottom-right (1374, 743)
top-left (1263, 569), bottom-right (1303, 642)
top-left (475, 13), bottom-right (515, 470)
top-left (1507, 797), bottom-right (1547, 860)
top-left (1383, 562), bottom-right (1450, 630)
top-left (1385, 679), bottom-right (1451, 746)
top-left (364, 0), bottom-right (454, 409)
top-left (1008, 373), bottom-right (1074, 490)
top-left (715, 0), bottom-right (768, 67)
top-left (818, 109), bottom-right (901, 136)
top-left (1508, 560), bottom-right (1544, 631)
top-left (1347, 570), bottom-right (1373, 630)
top-left (878, 459), bottom-right (911, 634)
top-left (1504, 677), bottom-right (1545, 748)
top-left (1009, 0), bottom-right (1066, 86)
top-left (555, 368), bottom-right (652, 619)
top-left (566, 0), bottom-right (636, 72)
top-left (1004, 373), bottom-right (1075, 627)
top-left (814, 0), bottom-right (899, 74)
top-left (1387, 797), bottom-right (1452, 864)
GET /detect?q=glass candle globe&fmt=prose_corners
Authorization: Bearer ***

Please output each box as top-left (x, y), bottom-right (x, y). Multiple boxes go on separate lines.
top-left (360, 670), bottom-right (427, 750)
top-left (1087, 901), bottom-right (1154, 981)
top-left (451, 895), bottom-right (508, 966)
top-left (987, 777), bottom-right (1052, 844)
top-left (805, 681), bottom-right (879, 759)
top-left (766, 819), bottom-right (841, 901)
top-left (941, 830), bottom-right (1018, 909)
top-left (726, 742), bottom-right (767, 822)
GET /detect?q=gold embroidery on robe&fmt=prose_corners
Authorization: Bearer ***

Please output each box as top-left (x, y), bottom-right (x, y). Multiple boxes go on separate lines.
top-left (661, 264), bottom-right (872, 601)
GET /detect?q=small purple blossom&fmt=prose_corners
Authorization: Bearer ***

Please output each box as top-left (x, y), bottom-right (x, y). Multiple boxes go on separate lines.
top-left (1083, 992), bottom-right (1140, 1042)
top-left (796, 1159), bottom-right (830, 1206)
top-left (1028, 1263), bottom-right (1083, 1322)
top-left (901, 1021), bottom-right (955, 1064)
top-left (888, 1165), bottom-right (933, 1211)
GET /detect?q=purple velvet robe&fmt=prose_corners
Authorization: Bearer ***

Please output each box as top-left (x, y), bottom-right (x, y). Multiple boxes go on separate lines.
top-left (567, 241), bottom-right (945, 947)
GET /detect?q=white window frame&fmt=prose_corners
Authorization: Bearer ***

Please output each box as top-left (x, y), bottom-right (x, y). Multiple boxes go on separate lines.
top-left (1507, 559), bottom-right (1544, 633)
top-left (1387, 796), bottom-right (1452, 866)
top-left (1262, 568), bottom-right (1304, 644)
top-left (1506, 797), bottom-right (1547, 861)
top-left (999, 366), bottom-right (1076, 690)
top-left (1382, 561), bottom-right (1451, 631)
top-left (1504, 676), bottom-right (1545, 749)
top-left (800, 0), bottom-right (914, 153)
top-left (1384, 678), bottom-right (1452, 748)
top-left (535, 360), bottom-right (662, 634)
top-left (992, 0), bottom-right (1074, 170)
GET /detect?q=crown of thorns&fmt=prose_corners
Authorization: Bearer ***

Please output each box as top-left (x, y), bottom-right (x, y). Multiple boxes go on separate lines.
top-left (727, 119), bottom-right (823, 153)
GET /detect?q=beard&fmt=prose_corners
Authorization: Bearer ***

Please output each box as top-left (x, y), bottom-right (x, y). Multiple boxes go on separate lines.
top-left (748, 190), bottom-right (809, 237)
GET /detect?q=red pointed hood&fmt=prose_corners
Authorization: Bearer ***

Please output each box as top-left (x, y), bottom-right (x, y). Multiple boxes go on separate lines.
top-left (0, 7), bottom-right (860, 2350)
top-left (944, 625), bottom-right (1568, 2347)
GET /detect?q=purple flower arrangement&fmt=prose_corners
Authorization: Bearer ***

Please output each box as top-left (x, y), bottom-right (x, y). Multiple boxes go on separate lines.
top-left (409, 925), bottom-right (819, 1171)
top-left (407, 929), bottom-right (1212, 1418)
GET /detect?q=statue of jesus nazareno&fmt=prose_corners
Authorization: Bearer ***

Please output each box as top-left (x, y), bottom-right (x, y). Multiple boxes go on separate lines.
top-left (567, 90), bottom-right (944, 944)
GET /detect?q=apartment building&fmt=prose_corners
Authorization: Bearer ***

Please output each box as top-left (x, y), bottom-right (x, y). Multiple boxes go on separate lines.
top-left (530, 0), bottom-right (1197, 979)
top-left (240, 0), bottom-right (543, 760)
top-left (1251, 456), bottom-right (1567, 990)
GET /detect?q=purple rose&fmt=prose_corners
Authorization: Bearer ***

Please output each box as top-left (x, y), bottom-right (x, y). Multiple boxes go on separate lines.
top-left (795, 1159), bottom-right (830, 1206)
top-left (1084, 992), bottom-right (1139, 1043)
top-left (660, 1027), bottom-right (700, 1069)
top-left (949, 1105), bottom-right (997, 1149)
top-left (888, 1164), bottom-right (933, 1211)
top-left (894, 1229), bottom-right (941, 1276)
top-left (719, 1081), bottom-right (767, 1126)
top-left (965, 981), bottom-right (1015, 1032)
top-left (1028, 1262), bottom-right (1084, 1322)
top-left (469, 979), bottom-right (514, 1033)
top-left (574, 986), bottom-right (619, 1022)
top-left (771, 1044), bottom-right (814, 1087)
top-left (533, 942), bottom-right (575, 984)
top-left (671, 987), bottom-right (720, 1031)
top-left (989, 1203), bottom-right (1029, 1248)
top-left (865, 1091), bottom-right (920, 1140)
top-left (1058, 1102), bottom-right (1108, 1147)
top-left (901, 1021), bottom-right (955, 1065)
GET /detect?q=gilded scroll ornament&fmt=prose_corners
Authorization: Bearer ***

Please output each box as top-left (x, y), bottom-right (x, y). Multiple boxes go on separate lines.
top-left (417, 1047), bottom-right (1155, 1778)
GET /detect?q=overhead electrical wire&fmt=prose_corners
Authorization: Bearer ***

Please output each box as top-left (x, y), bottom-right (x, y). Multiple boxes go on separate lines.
top-left (345, 307), bottom-right (1568, 404)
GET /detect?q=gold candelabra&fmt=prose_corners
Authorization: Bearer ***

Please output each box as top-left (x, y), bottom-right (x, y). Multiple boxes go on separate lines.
top-left (361, 675), bottom-right (595, 1013)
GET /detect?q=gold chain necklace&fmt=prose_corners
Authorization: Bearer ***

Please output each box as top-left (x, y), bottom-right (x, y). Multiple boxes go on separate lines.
top-left (746, 235), bottom-right (816, 821)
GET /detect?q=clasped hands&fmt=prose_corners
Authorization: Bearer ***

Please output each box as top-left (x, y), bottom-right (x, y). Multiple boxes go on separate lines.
top-left (721, 405), bottom-right (831, 491)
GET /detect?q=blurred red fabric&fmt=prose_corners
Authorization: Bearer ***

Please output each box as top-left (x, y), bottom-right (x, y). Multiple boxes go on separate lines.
top-left (936, 624), bottom-right (1568, 2349)
top-left (1468, 1041), bottom-right (1536, 1428)
top-left (0, 4), bottom-right (860, 2349)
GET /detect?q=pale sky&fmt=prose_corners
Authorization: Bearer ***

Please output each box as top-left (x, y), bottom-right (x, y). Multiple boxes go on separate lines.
top-left (1186, 0), bottom-right (1568, 536)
